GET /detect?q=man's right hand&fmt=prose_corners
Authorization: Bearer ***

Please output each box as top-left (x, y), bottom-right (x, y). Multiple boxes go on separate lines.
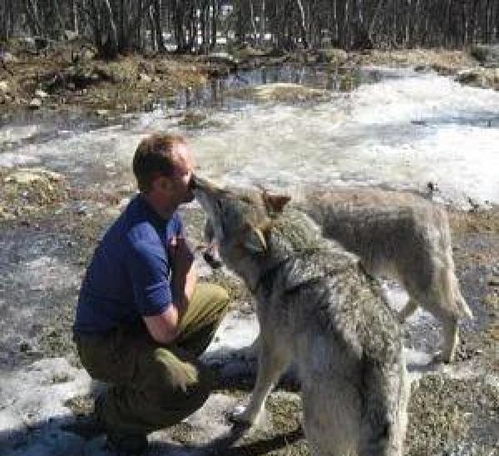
top-left (143, 306), bottom-right (180, 345)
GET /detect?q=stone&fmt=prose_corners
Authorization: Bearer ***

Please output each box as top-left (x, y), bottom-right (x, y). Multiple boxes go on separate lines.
top-left (35, 89), bottom-right (49, 99)
top-left (316, 48), bottom-right (349, 65)
top-left (470, 44), bottom-right (499, 67)
top-left (0, 80), bottom-right (9, 93)
top-left (29, 98), bottom-right (42, 109)
top-left (138, 73), bottom-right (152, 83)
top-left (1, 51), bottom-right (18, 63)
top-left (4, 168), bottom-right (63, 186)
top-left (456, 68), bottom-right (499, 90)
top-left (63, 30), bottom-right (79, 41)
top-left (200, 52), bottom-right (237, 65)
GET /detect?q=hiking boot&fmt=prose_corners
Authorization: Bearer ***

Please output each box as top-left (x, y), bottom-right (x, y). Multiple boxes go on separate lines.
top-left (106, 429), bottom-right (148, 455)
top-left (60, 394), bottom-right (105, 439)
top-left (96, 393), bottom-right (148, 455)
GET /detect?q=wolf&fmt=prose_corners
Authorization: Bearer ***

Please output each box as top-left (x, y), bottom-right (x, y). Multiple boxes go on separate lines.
top-left (193, 176), bottom-right (409, 456)
top-left (203, 187), bottom-right (472, 363)
top-left (295, 188), bottom-right (472, 363)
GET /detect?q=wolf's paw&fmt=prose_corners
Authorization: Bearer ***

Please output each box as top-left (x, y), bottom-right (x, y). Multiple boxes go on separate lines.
top-left (432, 350), bottom-right (452, 364)
top-left (228, 405), bottom-right (261, 427)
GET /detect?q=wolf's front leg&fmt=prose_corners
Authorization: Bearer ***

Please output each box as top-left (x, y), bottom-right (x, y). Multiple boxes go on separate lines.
top-left (232, 334), bottom-right (291, 426)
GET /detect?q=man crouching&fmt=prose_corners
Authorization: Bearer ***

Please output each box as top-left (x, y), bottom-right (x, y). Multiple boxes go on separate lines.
top-left (73, 134), bottom-right (229, 455)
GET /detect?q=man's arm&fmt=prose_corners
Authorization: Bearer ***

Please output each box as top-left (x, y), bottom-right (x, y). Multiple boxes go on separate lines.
top-left (143, 237), bottom-right (197, 344)
top-left (170, 236), bottom-right (197, 315)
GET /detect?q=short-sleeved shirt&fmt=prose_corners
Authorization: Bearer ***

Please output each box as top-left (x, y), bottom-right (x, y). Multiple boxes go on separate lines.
top-left (74, 194), bottom-right (185, 334)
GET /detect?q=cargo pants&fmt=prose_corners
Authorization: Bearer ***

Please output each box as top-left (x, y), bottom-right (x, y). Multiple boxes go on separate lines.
top-left (75, 283), bottom-right (230, 435)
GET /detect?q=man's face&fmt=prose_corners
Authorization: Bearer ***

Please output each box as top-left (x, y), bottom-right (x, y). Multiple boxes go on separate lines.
top-left (172, 142), bottom-right (196, 203)
top-left (153, 142), bottom-right (196, 207)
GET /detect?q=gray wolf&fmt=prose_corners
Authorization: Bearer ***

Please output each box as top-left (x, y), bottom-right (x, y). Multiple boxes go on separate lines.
top-left (203, 187), bottom-right (472, 363)
top-left (296, 188), bottom-right (472, 363)
top-left (193, 176), bottom-right (409, 456)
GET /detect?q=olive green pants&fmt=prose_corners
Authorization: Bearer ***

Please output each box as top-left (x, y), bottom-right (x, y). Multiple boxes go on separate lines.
top-left (75, 283), bottom-right (229, 435)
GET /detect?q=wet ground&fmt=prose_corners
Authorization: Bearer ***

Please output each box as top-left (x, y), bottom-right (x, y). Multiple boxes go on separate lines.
top-left (0, 189), bottom-right (497, 455)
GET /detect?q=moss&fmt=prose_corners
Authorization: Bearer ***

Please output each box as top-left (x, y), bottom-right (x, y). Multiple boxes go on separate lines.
top-left (406, 375), bottom-right (499, 455)
top-left (448, 207), bottom-right (499, 235)
top-left (231, 83), bottom-right (329, 103)
top-left (168, 421), bottom-right (196, 445)
top-left (0, 167), bottom-right (68, 220)
top-left (64, 394), bottom-right (95, 416)
top-left (0, 51), bottom-right (211, 115)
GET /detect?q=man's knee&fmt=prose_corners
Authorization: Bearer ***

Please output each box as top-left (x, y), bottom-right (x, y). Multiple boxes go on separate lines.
top-left (148, 347), bottom-right (214, 407)
top-left (202, 283), bottom-right (230, 312)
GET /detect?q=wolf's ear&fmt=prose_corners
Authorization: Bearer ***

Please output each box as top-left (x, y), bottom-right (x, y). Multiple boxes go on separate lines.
top-left (262, 191), bottom-right (291, 215)
top-left (243, 226), bottom-right (268, 254)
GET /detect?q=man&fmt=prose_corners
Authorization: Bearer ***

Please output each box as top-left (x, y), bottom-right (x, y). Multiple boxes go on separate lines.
top-left (73, 133), bottom-right (230, 454)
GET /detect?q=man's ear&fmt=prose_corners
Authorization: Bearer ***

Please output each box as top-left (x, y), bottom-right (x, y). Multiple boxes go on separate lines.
top-left (262, 191), bottom-right (291, 215)
top-left (243, 226), bottom-right (268, 254)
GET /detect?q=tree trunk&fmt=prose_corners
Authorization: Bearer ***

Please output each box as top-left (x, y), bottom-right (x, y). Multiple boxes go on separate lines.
top-left (260, 0), bottom-right (266, 45)
top-left (101, 0), bottom-right (119, 57)
top-left (295, 0), bottom-right (309, 48)
top-left (210, 0), bottom-right (218, 49)
top-left (153, 0), bottom-right (166, 52)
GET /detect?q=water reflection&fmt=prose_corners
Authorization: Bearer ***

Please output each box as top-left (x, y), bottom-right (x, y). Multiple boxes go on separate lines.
top-left (175, 64), bottom-right (377, 110)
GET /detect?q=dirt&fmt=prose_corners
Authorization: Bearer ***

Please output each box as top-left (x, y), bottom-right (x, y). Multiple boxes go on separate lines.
top-left (0, 44), bottom-right (495, 121)
top-left (0, 42), bottom-right (224, 117)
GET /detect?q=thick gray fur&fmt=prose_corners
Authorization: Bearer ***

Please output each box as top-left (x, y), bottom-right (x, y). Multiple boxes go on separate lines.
top-left (296, 188), bottom-right (472, 363)
top-left (193, 178), bottom-right (409, 456)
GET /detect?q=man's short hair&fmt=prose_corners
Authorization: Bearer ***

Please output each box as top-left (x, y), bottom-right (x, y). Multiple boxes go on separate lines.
top-left (133, 134), bottom-right (187, 192)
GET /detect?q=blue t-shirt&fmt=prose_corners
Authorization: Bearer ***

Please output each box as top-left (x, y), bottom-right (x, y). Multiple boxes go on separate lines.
top-left (74, 194), bottom-right (184, 334)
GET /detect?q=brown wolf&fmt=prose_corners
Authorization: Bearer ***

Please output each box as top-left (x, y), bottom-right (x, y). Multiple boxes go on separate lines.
top-left (193, 176), bottom-right (409, 456)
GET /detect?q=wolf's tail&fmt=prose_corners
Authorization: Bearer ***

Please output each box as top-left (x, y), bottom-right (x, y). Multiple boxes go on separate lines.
top-left (447, 267), bottom-right (473, 319)
top-left (438, 209), bottom-right (473, 320)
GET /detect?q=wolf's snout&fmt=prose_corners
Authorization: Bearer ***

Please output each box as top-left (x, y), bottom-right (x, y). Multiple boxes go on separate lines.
top-left (203, 250), bottom-right (223, 269)
top-left (189, 174), bottom-right (200, 190)
top-left (190, 174), bottom-right (212, 192)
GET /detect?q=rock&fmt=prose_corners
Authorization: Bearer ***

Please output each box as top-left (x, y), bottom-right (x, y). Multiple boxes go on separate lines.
top-left (35, 89), bottom-right (49, 99)
top-left (1, 51), bottom-right (17, 63)
top-left (63, 29), bottom-right (79, 41)
top-left (455, 68), bottom-right (499, 90)
top-left (19, 341), bottom-right (32, 352)
top-left (232, 82), bottom-right (329, 103)
top-left (179, 111), bottom-right (207, 127)
top-left (229, 45), bottom-right (268, 62)
top-left (199, 52), bottom-right (237, 65)
top-left (0, 80), bottom-right (9, 93)
top-left (95, 109), bottom-right (109, 117)
top-left (1, 167), bottom-right (67, 219)
top-left (4, 168), bottom-right (63, 186)
top-left (138, 73), bottom-right (152, 83)
top-left (470, 44), bottom-right (499, 67)
top-left (316, 48), bottom-right (349, 65)
top-left (29, 98), bottom-right (42, 109)
top-left (414, 64), bottom-right (432, 73)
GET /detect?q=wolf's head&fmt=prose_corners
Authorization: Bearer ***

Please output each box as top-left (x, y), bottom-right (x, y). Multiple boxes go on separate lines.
top-left (192, 175), bottom-right (290, 275)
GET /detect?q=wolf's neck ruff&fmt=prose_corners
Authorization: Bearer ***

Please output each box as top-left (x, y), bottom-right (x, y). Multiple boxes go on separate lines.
top-left (247, 225), bottom-right (360, 299)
